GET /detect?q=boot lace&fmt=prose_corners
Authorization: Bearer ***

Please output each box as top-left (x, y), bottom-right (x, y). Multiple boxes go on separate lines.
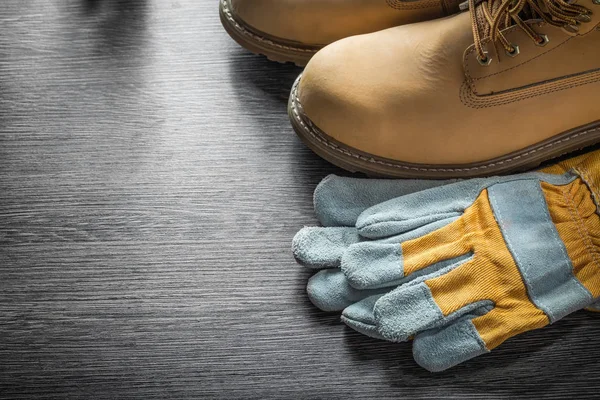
top-left (469, 0), bottom-right (594, 64)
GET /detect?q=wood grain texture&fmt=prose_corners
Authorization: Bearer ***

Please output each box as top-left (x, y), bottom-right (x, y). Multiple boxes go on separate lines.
top-left (1, 0), bottom-right (599, 398)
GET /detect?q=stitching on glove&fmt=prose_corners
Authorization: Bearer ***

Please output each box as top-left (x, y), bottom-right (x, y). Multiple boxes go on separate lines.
top-left (575, 167), bottom-right (600, 210)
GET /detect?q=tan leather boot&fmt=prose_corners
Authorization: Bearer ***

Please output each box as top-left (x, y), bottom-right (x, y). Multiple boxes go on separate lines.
top-left (219, 0), bottom-right (462, 66)
top-left (289, 0), bottom-right (600, 178)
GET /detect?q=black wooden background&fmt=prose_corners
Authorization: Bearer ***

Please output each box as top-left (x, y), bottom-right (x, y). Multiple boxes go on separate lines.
top-left (1, 0), bottom-right (599, 398)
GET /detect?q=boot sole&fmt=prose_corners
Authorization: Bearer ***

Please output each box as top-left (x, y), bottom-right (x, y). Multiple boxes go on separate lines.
top-left (219, 0), bottom-right (320, 67)
top-left (288, 74), bottom-right (600, 179)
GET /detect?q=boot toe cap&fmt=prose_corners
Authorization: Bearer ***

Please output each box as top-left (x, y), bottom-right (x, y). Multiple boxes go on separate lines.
top-left (297, 37), bottom-right (388, 154)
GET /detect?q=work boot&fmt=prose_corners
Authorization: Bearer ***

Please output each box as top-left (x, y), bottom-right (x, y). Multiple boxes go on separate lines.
top-left (289, 0), bottom-right (600, 178)
top-left (219, 0), bottom-right (463, 66)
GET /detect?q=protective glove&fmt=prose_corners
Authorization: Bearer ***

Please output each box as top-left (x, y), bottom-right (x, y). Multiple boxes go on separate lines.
top-left (295, 154), bottom-right (592, 315)
top-left (294, 150), bottom-right (600, 371)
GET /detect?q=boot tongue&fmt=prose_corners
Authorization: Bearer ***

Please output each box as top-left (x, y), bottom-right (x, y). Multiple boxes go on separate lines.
top-left (474, 0), bottom-right (589, 38)
top-left (472, 0), bottom-right (539, 36)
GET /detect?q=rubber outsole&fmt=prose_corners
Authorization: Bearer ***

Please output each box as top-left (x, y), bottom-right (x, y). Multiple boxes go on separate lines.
top-left (288, 74), bottom-right (600, 179)
top-left (219, 0), bottom-right (320, 67)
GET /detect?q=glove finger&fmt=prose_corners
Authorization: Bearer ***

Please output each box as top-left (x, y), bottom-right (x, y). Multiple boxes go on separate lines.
top-left (292, 227), bottom-right (361, 269)
top-left (356, 178), bottom-right (494, 239)
top-left (340, 217), bottom-right (463, 289)
top-left (373, 257), bottom-right (495, 343)
top-left (339, 256), bottom-right (468, 340)
top-left (314, 175), bottom-right (453, 227)
top-left (292, 215), bottom-right (457, 270)
top-left (307, 270), bottom-right (389, 312)
top-left (348, 214), bottom-right (472, 292)
top-left (340, 294), bottom-right (387, 340)
top-left (412, 309), bottom-right (492, 372)
top-left (339, 293), bottom-right (488, 344)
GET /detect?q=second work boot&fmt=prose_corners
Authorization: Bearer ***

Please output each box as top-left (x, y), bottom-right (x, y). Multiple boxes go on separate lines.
top-left (219, 0), bottom-right (463, 66)
top-left (289, 0), bottom-right (600, 178)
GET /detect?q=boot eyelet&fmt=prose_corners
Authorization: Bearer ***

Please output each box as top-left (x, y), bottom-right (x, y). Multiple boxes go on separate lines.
top-left (536, 34), bottom-right (550, 46)
top-left (477, 52), bottom-right (492, 66)
top-left (506, 44), bottom-right (520, 57)
top-left (594, 0), bottom-right (599, 5)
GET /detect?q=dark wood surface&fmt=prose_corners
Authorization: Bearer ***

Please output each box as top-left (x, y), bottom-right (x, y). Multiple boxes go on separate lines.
top-left (1, 1), bottom-right (599, 398)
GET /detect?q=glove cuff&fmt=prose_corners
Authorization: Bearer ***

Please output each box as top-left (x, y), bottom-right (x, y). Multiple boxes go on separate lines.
top-left (542, 178), bottom-right (600, 303)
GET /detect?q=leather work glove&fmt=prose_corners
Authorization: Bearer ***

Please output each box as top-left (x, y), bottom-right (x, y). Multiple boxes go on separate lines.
top-left (293, 150), bottom-right (600, 371)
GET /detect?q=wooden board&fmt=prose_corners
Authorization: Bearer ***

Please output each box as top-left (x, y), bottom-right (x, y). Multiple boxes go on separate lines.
top-left (1, 0), bottom-right (599, 398)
